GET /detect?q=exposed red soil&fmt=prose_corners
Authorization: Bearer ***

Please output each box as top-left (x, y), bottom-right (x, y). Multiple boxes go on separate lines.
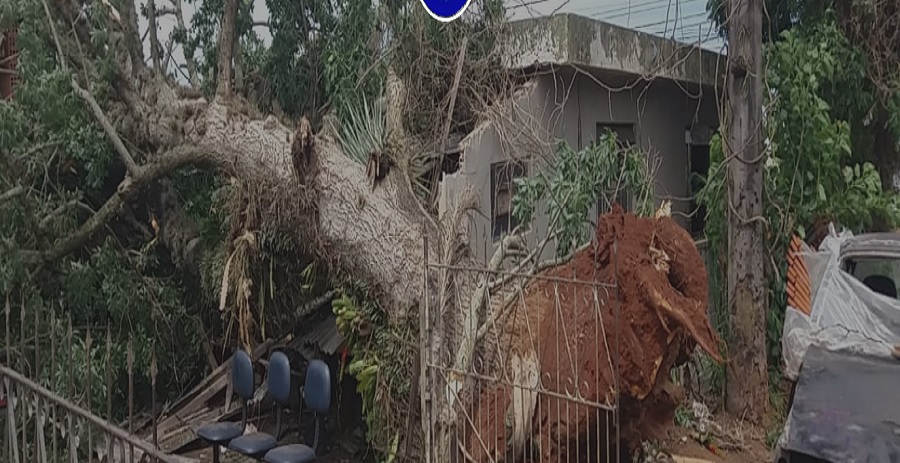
top-left (464, 207), bottom-right (722, 462)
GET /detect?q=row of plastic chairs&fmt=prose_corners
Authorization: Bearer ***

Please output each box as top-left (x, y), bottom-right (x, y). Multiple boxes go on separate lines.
top-left (196, 349), bottom-right (331, 463)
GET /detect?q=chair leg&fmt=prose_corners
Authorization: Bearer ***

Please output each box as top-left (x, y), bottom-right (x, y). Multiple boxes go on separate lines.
top-left (212, 444), bottom-right (221, 463)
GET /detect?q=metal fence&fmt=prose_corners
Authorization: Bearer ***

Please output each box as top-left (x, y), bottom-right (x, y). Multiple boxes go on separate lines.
top-left (421, 252), bottom-right (621, 463)
top-left (0, 306), bottom-right (193, 463)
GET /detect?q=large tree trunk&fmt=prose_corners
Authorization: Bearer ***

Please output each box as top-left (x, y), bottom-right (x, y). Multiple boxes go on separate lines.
top-left (724, 0), bottom-right (769, 420)
top-left (33, 1), bottom-right (484, 459)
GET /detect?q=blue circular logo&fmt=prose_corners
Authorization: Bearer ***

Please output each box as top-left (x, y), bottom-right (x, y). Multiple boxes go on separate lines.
top-left (419, 0), bottom-right (473, 22)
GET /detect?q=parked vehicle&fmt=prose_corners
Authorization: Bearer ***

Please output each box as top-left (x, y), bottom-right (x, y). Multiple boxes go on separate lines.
top-left (776, 232), bottom-right (900, 463)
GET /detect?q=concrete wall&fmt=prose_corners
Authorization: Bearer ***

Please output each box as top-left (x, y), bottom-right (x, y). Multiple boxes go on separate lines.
top-left (439, 68), bottom-right (719, 263)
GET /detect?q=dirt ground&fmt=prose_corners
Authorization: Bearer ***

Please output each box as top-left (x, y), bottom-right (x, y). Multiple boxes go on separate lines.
top-left (465, 208), bottom-right (723, 461)
top-left (661, 412), bottom-right (772, 463)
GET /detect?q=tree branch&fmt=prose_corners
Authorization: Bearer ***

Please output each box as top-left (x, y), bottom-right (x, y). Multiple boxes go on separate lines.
top-left (21, 145), bottom-right (237, 265)
top-left (118, 0), bottom-right (144, 74)
top-left (429, 36), bottom-right (469, 206)
top-left (147, 0), bottom-right (163, 71)
top-left (174, 0), bottom-right (199, 87)
top-left (71, 78), bottom-right (140, 176)
top-left (217, 0), bottom-right (239, 96)
top-left (0, 185), bottom-right (25, 205)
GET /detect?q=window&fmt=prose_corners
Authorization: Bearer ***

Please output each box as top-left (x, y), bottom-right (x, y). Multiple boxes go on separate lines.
top-left (689, 143), bottom-right (711, 238)
top-left (596, 123), bottom-right (636, 149)
top-left (596, 123), bottom-right (637, 212)
top-left (491, 160), bottom-right (526, 240)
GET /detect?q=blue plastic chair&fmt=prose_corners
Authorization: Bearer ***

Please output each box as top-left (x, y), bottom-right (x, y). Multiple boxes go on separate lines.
top-left (262, 359), bottom-right (331, 463)
top-left (196, 349), bottom-right (254, 463)
top-left (226, 350), bottom-right (293, 458)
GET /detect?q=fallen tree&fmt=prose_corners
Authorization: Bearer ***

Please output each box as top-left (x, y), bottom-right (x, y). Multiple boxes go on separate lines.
top-left (24, 0), bottom-right (471, 457)
top-left (18, 1), bottom-right (721, 460)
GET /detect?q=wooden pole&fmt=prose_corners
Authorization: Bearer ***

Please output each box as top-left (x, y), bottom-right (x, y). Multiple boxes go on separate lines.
top-left (725, 0), bottom-right (769, 420)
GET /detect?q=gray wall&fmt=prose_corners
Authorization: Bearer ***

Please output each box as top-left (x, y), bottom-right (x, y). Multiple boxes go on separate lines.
top-left (439, 68), bottom-right (719, 263)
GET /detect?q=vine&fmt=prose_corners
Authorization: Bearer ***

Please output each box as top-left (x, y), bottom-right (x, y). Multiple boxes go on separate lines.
top-left (697, 15), bottom-right (900, 416)
top-left (332, 284), bottom-right (415, 462)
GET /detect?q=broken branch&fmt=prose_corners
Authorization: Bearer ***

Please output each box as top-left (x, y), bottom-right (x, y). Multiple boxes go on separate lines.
top-left (147, 0), bottom-right (162, 71)
top-left (174, 0), bottom-right (198, 87)
top-left (429, 35), bottom-right (469, 205)
top-left (71, 78), bottom-right (140, 175)
top-left (21, 144), bottom-right (239, 265)
top-left (0, 185), bottom-right (25, 205)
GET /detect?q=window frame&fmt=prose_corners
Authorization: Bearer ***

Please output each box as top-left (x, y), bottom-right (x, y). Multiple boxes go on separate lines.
top-left (596, 122), bottom-right (637, 213)
top-left (490, 160), bottom-right (527, 241)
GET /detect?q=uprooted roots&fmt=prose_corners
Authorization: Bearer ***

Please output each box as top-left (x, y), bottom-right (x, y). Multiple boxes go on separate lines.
top-left (464, 206), bottom-right (721, 462)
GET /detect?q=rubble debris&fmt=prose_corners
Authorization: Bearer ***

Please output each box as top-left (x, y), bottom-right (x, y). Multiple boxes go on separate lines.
top-left (465, 207), bottom-right (722, 462)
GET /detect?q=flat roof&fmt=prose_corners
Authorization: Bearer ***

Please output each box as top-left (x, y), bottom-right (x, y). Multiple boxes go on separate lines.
top-left (503, 13), bottom-right (725, 87)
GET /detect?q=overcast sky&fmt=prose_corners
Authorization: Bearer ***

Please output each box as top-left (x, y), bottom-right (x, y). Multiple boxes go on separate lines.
top-left (140, 0), bottom-right (724, 81)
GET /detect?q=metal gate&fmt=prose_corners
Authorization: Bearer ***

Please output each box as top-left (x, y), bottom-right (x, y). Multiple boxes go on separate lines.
top-left (0, 306), bottom-right (194, 463)
top-left (420, 245), bottom-right (622, 463)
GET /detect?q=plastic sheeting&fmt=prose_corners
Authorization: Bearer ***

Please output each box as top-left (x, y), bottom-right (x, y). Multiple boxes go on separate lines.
top-left (778, 226), bottom-right (900, 457)
top-left (781, 227), bottom-right (900, 381)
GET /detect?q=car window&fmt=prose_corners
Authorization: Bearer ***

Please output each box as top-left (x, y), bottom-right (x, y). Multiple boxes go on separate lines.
top-left (848, 257), bottom-right (900, 298)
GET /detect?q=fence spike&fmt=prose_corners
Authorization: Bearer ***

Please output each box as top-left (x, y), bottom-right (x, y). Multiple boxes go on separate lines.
top-left (128, 339), bottom-right (134, 462)
top-left (67, 315), bottom-right (75, 463)
top-left (4, 297), bottom-right (9, 463)
top-left (51, 310), bottom-right (57, 463)
top-left (106, 324), bottom-right (113, 459)
top-left (151, 345), bottom-right (158, 457)
top-left (7, 377), bottom-right (19, 463)
top-left (86, 326), bottom-right (93, 463)
top-left (19, 298), bottom-right (26, 463)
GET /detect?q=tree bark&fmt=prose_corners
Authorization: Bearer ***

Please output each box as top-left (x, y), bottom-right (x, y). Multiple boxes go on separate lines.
top-left (217, 0), bottom-right (238, 96)
top-left (725, 0), bottom-right (768, 421)
top-left (35, 3), bottom-right (490, 457)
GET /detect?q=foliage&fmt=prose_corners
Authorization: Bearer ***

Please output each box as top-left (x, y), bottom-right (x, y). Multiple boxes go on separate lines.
top-left (513, 133), bottom-right (656, 257)
top-left (708, 1), bottom-right (900, 180)
top-left (381, 0), bottom-right (506, 137)
top-left (697, 17), bottom-right (900, 402)
top-left (185, 0), bottom-right (383, 122)
top-left (332, 285), bottom-right (416, 461)
top-left (338, 96), bottom-right (386, 165)
top-left (0, 0), bottom-right (208, 421)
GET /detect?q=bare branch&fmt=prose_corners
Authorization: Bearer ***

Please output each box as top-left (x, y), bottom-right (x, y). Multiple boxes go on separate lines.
top-left (40, 0), bottom-right (68, 74)
top-left (118, 0), bottom-right (144, 73)
top-left (147, 0), bottom-right (163, 71)
top-left (70, 78), bottom-right (140, 176)
top-left (174, 0), bottom-right (199, 87)
top-left (0, 185), bottom-right (25, 205)
top-left (217, 0), bottom-right (239, 96)
top-left (21, 145), bottom-right (237, 265)
top-left (429, 36), bottom-right (469, 205)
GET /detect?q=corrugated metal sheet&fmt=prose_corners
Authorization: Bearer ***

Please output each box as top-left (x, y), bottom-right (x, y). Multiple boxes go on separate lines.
top-left (300, 314), bottom-right (344, 355)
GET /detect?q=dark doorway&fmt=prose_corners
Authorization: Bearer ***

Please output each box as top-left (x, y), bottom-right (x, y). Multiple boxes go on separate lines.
top-left (689, 143), bottom-right (710, 238)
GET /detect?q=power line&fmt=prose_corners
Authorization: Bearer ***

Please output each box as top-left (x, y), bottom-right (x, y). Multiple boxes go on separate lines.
top-left (656, 20), bottom-right (716, 36)
top-left (572, 0), bottom-right (674, 16)
top-left (595, 0), bottom-right (704, 22)
top-left (631, 11), bottom-right (708, 30)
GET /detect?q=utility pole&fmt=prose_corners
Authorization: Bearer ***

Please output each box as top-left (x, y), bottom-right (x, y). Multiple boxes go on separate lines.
top-left (725, 0), bottom-right (768, 420)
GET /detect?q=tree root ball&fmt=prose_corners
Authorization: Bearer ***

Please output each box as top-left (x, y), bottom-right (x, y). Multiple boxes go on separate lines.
top-left (463, 206), bottom-right (722, 462)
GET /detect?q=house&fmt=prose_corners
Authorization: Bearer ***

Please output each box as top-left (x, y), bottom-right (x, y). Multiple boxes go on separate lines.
top-left (438, 13), bottom-right (724, 263)
top-left (0, 28), bottom-right (18, 100)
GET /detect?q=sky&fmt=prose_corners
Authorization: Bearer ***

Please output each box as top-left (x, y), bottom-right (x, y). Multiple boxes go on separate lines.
top-left (140, 0), bottom-right (725, 81)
